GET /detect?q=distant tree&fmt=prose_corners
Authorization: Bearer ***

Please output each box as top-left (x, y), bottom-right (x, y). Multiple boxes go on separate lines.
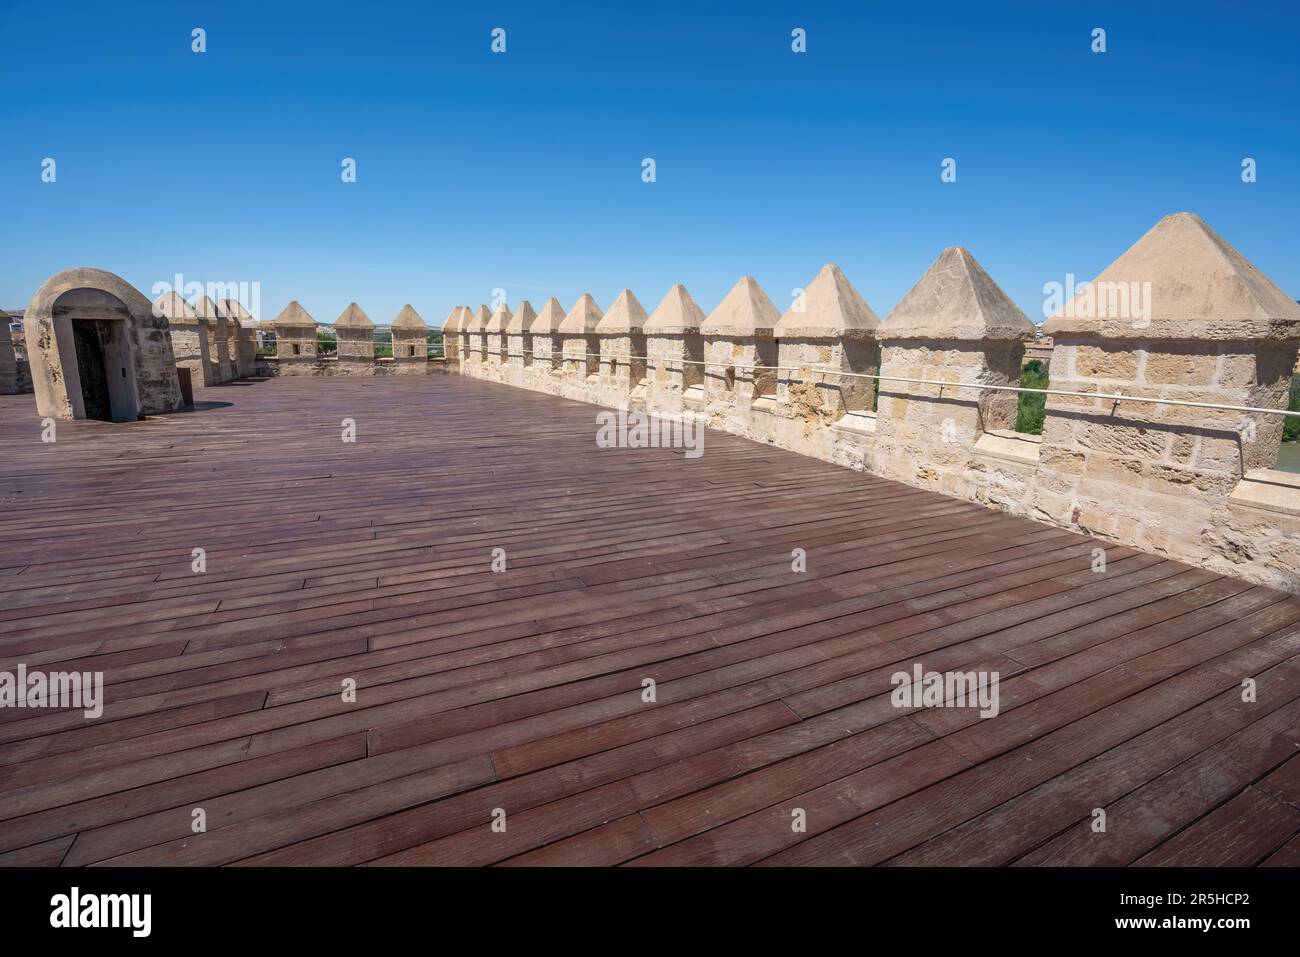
top-left (1285, 375), bottom-right (1300, 443)
top-left (1016, 359), bottom-right (1048, 435)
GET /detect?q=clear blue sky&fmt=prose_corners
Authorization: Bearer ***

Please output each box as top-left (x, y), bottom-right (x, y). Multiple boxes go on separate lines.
top-left (2, 0), bottom-right (1297, 326)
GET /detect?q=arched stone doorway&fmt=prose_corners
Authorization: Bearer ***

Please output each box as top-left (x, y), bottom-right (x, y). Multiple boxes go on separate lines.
top-left (23, 268), bottom-right (184, 421)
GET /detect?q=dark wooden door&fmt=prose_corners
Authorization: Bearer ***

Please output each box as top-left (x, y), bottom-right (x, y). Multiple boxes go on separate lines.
top-left (72, 319), bottom-right (113, 421)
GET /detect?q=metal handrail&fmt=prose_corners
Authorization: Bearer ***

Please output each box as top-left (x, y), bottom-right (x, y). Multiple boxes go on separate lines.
top-left (456, 345), bottom-right (1300, 419)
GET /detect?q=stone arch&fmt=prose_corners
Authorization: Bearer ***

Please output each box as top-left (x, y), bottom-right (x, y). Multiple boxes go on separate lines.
top-left (23, 267), bottom-right (184, 421)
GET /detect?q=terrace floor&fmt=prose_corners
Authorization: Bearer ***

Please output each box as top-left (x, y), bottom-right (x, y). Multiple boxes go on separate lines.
top-left (1, 373), bottom-right (1299, 867)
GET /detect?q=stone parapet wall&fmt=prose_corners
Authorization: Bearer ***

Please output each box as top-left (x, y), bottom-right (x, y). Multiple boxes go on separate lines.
top-left (451, 217), bottom-right (1300, 592)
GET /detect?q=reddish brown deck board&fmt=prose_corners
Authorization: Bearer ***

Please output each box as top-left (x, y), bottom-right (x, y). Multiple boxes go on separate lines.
top-left (0, 374), bottom-right (1295, 867)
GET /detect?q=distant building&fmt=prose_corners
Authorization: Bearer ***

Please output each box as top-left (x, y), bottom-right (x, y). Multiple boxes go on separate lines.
top-left (5, 310), bottom-right (26, 358)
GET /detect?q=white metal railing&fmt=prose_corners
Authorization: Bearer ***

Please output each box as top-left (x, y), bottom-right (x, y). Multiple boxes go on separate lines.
top-left (457, 346), bottom-right (1300, 420)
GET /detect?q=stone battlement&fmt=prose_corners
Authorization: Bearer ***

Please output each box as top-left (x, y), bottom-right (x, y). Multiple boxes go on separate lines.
top-left (447, 213), bottom-right (1300, 593)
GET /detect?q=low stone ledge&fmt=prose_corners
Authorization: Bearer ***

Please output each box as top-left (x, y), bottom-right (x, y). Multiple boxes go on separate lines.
top-left (973, 428), bottom-right (1043, 465)
top-left (1228, 469), bottom-right (1300, 517)
top-left (830, 410), bottom-right (877, 435)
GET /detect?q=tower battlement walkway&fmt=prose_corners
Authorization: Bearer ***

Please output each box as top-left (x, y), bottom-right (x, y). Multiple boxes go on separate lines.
top-left (0, 375), bottom-right (1298, 866)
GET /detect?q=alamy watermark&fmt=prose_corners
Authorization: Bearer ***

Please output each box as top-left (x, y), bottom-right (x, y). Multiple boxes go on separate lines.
top-left (596, 407), bottom-right (703, 458)
top-left (891, 663), bottom-right (1000, 718)
top-left (150, 273), bottom-right (261, 320)
top-left (1, 665), bottom-right (103, 719)
top-left (1042, 273), bottom-right (1152, 328)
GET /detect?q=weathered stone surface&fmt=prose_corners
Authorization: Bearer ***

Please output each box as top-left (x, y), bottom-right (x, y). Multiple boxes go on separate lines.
top-left (644, 285), bottom-right (708, 413)
top-left (873, 251), bottom-right (1030, 497)
top-left (700, 276), bottom-right (779, 337)
top-left (24, 267), bottom-right (184, 419)
top-left (880, 247), bottom-right (1035, 342)
top-left (774, 263), bottom-right (879, 340)
top-left (596, 289), bottom-right (649, 335)
top-left (1045, 212), bottom-right (1300, 340)
top-left (391, 304), bottom-right (428, 373)
top-left (644, 284), bottom-right (705, 335)
top-left (154, 292), bottom-right (215, 387)
top-left (595, 290), bottom-right (649, 401)
top-left (503, 301), bottom-right (535, 380)
top-left (557, 295), bottom-right (603, 392)
top-left (441, 305), bottom-right (467, 365)
top-left (335, 302), bottom-right (373, 330)
top-left (333, 302), bottom-right (375, 370)
top-left (505, 300), bottom-right (536, 335)
top-left (189, 295), bottom-right (234, 383)
top-left (773, 265), bottom-right (880, 423)
top-left (392, 304), bottom-right (426, 331)
top-left (273, 300), bottom-right (319, 375)
top-left (275, 300), bottom-right (316, 330)
top-left (529, 298), bottom-right (566, 335)
top-left (558, 294), bottom-right (603, 334)
top-left (485, 303), bottom-right (511, 366)
top-left (220, 299), bottom-right (258, 379)
top-left (526, 298), bottom-right (567, 390)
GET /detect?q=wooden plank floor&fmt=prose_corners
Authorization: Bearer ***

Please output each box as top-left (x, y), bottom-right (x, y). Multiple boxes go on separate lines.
top-left (1, 373), bottom-right (1298, 867)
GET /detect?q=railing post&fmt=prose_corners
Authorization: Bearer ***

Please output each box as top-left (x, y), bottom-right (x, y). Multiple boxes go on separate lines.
top-left (873, 247), bottom-right (1035, 496)
top-left (644, 284), bottom-right (707, 416)
top-left (1040, 212), bottom-right (1300, 585)
top-left (699, 277), bottom-right (780, 432)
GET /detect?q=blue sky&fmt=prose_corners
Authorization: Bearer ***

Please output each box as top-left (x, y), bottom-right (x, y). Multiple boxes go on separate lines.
top-left (2, 0), bottom-right (1298, 327)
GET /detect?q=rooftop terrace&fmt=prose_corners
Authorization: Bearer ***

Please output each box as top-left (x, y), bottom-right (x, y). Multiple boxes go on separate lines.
top-left (1, 374), bottom-right (1298, 866)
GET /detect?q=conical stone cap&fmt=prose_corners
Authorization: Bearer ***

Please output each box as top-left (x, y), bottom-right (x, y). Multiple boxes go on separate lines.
top-left (153, 291), bottom-right (195, 322)
top-left (222, 299), bottom-right (256, 327)
top-left (192, 295), bottom-right (223, 322)
top-left (596, 289), bottom-right (649, 334)
top-left (643, 284), bottom-right (706, 335)
top-left (335, 302), bottom-right (373, 330)
top-left (442, 306), bottom-right (468, 333)
top-left (485, 303), bottom-right (512, 334)
top-left (699, 277), bottom-right (780, 337)
top-left (1045, 212), bottom-right (1300, 341)
top-left (506, 300), bottom-right (536, 334)
top-left (274, 300), bottom-right (316, 330)
top-left (465, 305), bottom-right (491, 333)
top-left (775, 264), bottom-right (879, 339)
top-left (880, 247), bottom-right (1034, 342)
top-left (530, 298), bottom-right (567, 335)
top-left (558, 294), bottom-right (603, 334)
top-left (392, 304), bottom-right (426, 330)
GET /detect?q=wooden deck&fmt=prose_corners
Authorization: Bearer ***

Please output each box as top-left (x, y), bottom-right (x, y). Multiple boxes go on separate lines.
top-left (1, 373), bottom-right (1298, 867)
